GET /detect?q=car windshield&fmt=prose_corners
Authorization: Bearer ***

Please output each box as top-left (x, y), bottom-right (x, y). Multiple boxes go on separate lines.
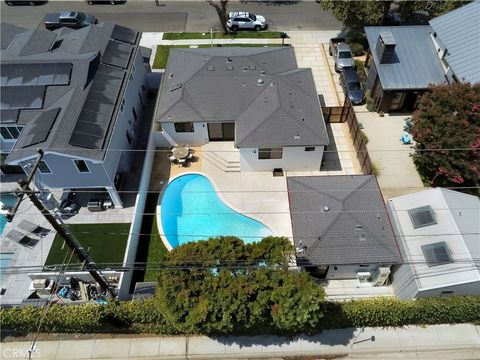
top-left (347, 82), bottom-right (362, 91)
top-left (338, 51), bottom-right (352, 59)
top-left (249, 13), bottom-right (257, 21)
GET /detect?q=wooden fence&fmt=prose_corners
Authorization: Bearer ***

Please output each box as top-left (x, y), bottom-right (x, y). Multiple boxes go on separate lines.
top-left (322, 98), bottom-right (373, 175)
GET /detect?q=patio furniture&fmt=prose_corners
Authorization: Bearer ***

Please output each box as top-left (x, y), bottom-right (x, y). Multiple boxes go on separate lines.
top-left (17, 220), bottom-right (50, 237)
top-left (177, 158), bottom-right (187, 166)
top-left (5, 229), bottom-right (38, 248)
top-left (401, 134), bottom-right (412, 145)
top-left (172, 146), bottom-right (189, 160)
top-left (167, 154), bottom-right (177, 163)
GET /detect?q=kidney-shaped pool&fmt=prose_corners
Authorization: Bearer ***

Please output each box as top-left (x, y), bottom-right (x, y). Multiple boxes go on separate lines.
top-left (159, 174), bottom-right (273, 248)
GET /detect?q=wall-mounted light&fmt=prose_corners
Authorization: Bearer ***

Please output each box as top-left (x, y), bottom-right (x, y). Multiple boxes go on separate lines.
top-left (253, 149), bottom-right (256, 154)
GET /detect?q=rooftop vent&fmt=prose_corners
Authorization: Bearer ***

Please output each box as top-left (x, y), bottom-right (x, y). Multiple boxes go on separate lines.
top-left (226, 65), bottom-right (233, 71)
top-left (258, 78), bottom-right (264, 85)
top-left (260, 70), bottom-right (266, 75)
top-left (242, 66), bottom-right (248, 72)
top-left (294, 133), bottom-right (300, 140)
top-left (322, 205), bottom-right (330, 212)
top-left (376, 31), bottom-right (396, 64)
top-left (207, 66), bottom-right (215, 71)
top-left (168, 73), bottom-right (173, 79)
top-left (249, 64), bottom-right (256, 70)
top-left (169, 83), bottom-right (182, 92)
top-left (227, 55), bottom-right (232, 63)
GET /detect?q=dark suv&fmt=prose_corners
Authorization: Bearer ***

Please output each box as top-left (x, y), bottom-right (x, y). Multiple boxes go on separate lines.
top-left (340, 69), bottom-right (365, 105)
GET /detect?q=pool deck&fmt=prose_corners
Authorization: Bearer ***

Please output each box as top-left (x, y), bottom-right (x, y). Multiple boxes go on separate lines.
top-left (166, 142), bottom-right (294, 242)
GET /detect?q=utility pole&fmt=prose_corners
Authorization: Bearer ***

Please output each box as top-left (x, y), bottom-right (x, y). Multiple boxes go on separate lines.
top-left (8, 150), bottom-right (115, 298)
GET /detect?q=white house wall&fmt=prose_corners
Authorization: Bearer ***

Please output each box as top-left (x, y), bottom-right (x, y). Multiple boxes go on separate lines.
top-left (326, 264), bottom-right (379, 280)
top-left (160, 122), bottom-right (208, 147)
top-left (103, 48), bottom-right (147, 180)
top-left (416, 280), bottom-right (480, 298)
top-left (239, 146), bottom-right (324, 172)
top-left (391, 264), bottom-right (419, 299)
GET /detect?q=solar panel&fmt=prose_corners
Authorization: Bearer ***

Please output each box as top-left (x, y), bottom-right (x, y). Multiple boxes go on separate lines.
top-left (69, 65), bottom-right (125, 149)
top-left (21, 108), bottom-right (59, 147)
top-left (102, 41), bottom-right (133, 69)
top-left (111, 25), bottom-right (137, 44)
top-left (421, 242), bottom-right (452, 267)
top-left (408, 205), bottom-right (437, 229)
top-left (0, 86), bottom-right (45, 110)
top-left (0, 63), bottom-right (71, 87)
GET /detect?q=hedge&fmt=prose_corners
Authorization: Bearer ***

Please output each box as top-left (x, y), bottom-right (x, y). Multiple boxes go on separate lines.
top-left (2, 296), bottom-right (479, 335)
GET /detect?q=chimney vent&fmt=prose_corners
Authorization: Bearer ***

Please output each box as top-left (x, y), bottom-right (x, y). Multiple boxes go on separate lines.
top-left (376, 31), bottom-right (396, 64)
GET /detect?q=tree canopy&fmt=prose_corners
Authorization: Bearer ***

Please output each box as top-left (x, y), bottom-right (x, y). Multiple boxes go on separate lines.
top-left (409, 82), bottom-right (480, 192)
top-left (321, 0), bottom-right (470, 31)
top-left (154, 236), bottom-right (325, 334)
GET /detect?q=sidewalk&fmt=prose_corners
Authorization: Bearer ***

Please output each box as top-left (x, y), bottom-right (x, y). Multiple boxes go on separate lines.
top-left (2, 324), bottom-right (479, 359)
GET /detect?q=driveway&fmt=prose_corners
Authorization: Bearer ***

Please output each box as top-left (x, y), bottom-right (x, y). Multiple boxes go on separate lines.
top-left (355, 107), bottom-right (425, 200)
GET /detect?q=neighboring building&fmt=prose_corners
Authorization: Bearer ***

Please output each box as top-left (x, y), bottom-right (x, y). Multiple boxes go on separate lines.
top-left (154, 47), bottom-right (329, 172)
top-left (388, 188), bottom-right (480, 299)
top-left (0, 22), bottom-right (151, 207)
top-left (364, 1), bottom-right (480, 112)
top-left (287, 175), bottom-right (401, 283)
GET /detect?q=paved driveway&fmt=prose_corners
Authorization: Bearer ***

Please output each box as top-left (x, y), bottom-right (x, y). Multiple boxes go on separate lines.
top-left (355, 107), bottom-right (425, 200)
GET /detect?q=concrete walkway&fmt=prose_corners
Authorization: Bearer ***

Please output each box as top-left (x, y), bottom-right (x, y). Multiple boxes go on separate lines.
top-left (2, 324), bottom-right (479, 359)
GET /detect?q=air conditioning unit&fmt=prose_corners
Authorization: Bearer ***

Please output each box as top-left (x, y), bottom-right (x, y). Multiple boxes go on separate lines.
top-left (371, 267), bottom-right (391, 287)
top-left (356, 271), bottom-right (371, 283)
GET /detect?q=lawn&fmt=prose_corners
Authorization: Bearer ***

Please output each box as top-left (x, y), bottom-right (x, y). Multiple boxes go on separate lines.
top-left (44, 223), bottom-right (130, 267)
top-left (143, 215), bottom-right (168, 282)
top-left (163, 31), bottom-right (284, 40)
top-left (153, 44), bottom-right (286, 69)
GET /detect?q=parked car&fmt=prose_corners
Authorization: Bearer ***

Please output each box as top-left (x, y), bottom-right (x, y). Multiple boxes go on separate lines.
top-left (4, 0), bottom-right (45, 5)
top-left (329, 38), bottom-right (356, 72)
top-left (44, 12), bottom-right (97, 31)
top-left (227, 11), bottom-right (267, 31)
top-left (340, 69), bottom-right (365, 105)
top-left (86, 0), bottom-right (124, 4)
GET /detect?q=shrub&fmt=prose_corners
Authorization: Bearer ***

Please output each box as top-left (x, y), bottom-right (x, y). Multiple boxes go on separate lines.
top-left (348, 42), bottom-right (364, 56)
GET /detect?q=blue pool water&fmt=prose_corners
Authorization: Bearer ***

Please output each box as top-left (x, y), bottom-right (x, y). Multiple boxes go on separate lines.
top-left (0, 194), bottom-right (16, 236)
top-left (160, 174), bottom-right (272, 248)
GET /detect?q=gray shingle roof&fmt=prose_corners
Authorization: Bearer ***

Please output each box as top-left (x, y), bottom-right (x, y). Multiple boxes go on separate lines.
top-left (287, 175), bottom-right (401, 265)
top-left (365, 26), bottom-right (447, 90)
top-left (0, 22), bottom-right (141, 163)
top-left (0, 23), bottom-right (28, 50)
top-left (429, 1), bottom-right (480, 84)
top-left (156, 47), bottom-right (328, 147)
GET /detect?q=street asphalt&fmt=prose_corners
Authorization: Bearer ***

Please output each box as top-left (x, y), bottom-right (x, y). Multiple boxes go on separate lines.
top-left (0, 0), bottom-right (341, 32)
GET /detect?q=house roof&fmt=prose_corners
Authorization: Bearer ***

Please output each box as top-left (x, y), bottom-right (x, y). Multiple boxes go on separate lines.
top-left (429, 1), bottom-right (480, 84)
top-left (287, 175), bottom-right (401, 265)
top-left (388, 188), bottom-right (480, 290)
top-left (365, 26), bottom-right (446, 90)
top-left (0, 22), bottom-right (141, 163)
top-left (155, 47), bottom-right (329, 147)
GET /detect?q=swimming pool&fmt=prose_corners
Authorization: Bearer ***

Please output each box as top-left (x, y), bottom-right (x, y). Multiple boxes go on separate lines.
top-left (0, 194), bottom-right (16, 236)
top-left (160, 174), bottom-right (272, 248)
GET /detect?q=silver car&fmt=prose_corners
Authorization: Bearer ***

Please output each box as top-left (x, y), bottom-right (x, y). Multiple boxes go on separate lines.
top-left (227, 11), bottom-right (267, 31)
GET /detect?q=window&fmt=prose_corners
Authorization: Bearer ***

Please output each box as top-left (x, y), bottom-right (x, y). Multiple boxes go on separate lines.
top-left (258, 148), bottom-right (283, 160)
top-left (126, 131), bottom-right (132, 146)
top-left (1, 126), bottom-right (23, 141)
top-left (132, 107), bottom-right (138, 123)
top-left (305, 147), bottom-right (315, 152)
top-left (421, 242), bottom-right (452, 267)
top-left (408, 205), bottom-right (437, 228)
top-left (38, 160), bottom-right (51, 174)
top-left (74, 160), bottom-right (89, 173)
top-left (174, 122), bottom-right (194, 133)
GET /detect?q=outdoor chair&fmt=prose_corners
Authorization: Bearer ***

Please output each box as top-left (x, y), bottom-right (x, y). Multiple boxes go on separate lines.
top-left (168, 154), bottom-right (177, 163)
top-left (18, 219), bottom-right (50, 237)
top-left (5, 229), bottom-right (39, 248)
top-left (178, 158), bottom-right (187, 166)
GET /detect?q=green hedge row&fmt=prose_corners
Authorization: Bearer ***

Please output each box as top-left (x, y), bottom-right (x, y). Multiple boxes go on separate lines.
top-left (2, 296), bottom-right (479, 335)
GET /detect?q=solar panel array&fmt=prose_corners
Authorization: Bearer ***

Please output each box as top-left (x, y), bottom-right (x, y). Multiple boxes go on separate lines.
top-left (0, 63), bottom-right (71, 87)
top-left (0, 86), bottom-right (45, 110)
top-left (69, 65), bottom-right (125, 149)
top-left (21, 108), bottom-right (60, 147)
top-left (102, 41), bottom-right (134, 69)
top-left (111, 24), bottom-right (137, 44)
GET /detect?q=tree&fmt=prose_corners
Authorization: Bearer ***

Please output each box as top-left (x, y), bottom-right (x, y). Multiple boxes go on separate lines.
top-left (155, 237), bottom-right (325, 334)
top-left (206, 0), bottom-right (229, 34)
top-left (321, 0), bottom-right (470, 31)
top-left (408, 83), bottom-right (480, 192)
top-left (320, 0), bottom-right (393, 31)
